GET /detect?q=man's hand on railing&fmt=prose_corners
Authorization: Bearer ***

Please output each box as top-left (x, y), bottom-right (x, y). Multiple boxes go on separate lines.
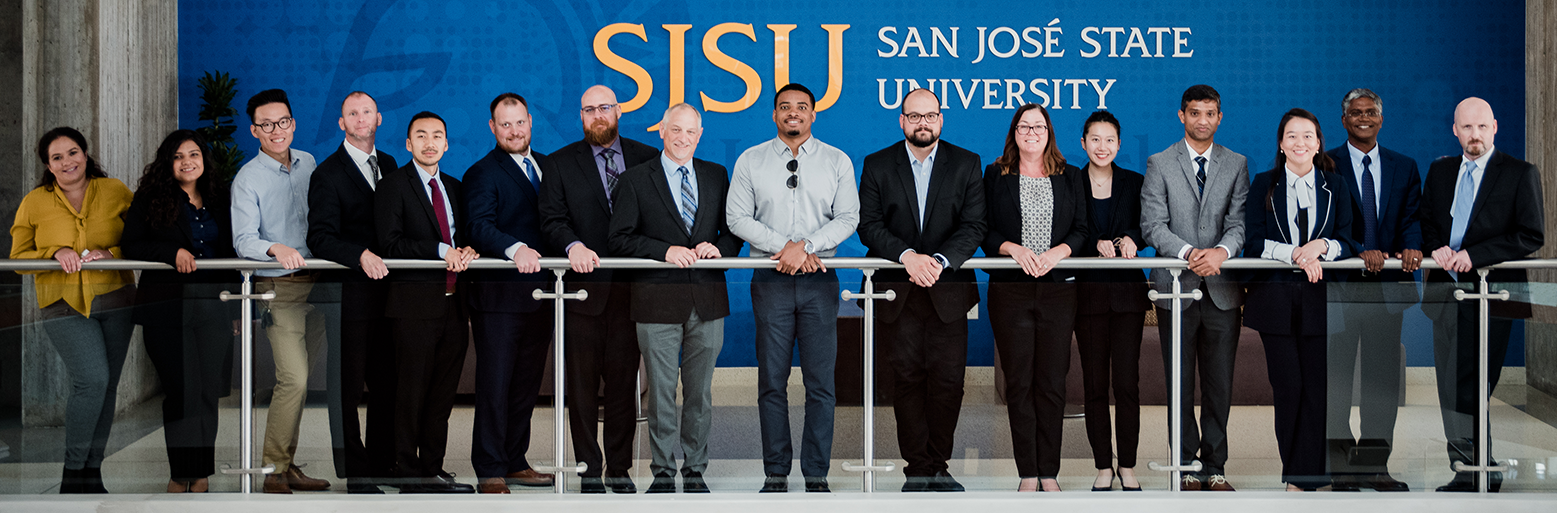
top-left (773, 240), bottom-right (809, 275)
top-left (511, 246), bottom-right (541, 274)
top-left (268, 244), bottom-right (307, 269)
top-left (445, 246), bottom-right (478, 272)
top-left (1431, 246), bottom-right (1473, 273)
top-left (903, 251), bottom-right (941, 288)
top-left (694, 242), bottom-right (722, 259)
top-left (1359, 249), bottom-right (1387, 273)
top-left (1399, 249), bottom-right (1424, 272)
top-left (359, 249), bottom-right (388, 279)
top-left (1187, 247), bottom-right (1228, 277)
top-left (666, 246), bottom-right (697, 268)
top-left (568, 243), bottom-right (600, 273)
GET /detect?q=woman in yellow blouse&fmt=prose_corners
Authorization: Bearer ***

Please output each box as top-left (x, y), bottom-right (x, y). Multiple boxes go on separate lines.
top-left (10, 127), bottom-right (136, 494)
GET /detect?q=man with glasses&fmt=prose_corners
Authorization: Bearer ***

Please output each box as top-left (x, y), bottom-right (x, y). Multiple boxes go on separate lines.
top-left (232, 88), bottom-right (330, 493)
top-left (727, 83), bottom-right (860, 493)
top-left (1322, 88), bottom-right (1419, 492)
top-left (1140, 84), bottom-right (1248, 491)
top-left (539, 85), bottom-right (658, 494)
top-left (858, 88), bottom-right (985, 492)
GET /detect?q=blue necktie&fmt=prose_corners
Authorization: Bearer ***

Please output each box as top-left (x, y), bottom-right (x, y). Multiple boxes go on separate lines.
top-left (1194, 156), bottom-right (1207, 197)
top-left (1448, 161), bottom-right (1477, 251)
top-left (1360, 155), bottom-right (1378, 250)
top-left (522, 157), bottom-right (540, 193)
top-left (678, 166), bottom-right (696, 233)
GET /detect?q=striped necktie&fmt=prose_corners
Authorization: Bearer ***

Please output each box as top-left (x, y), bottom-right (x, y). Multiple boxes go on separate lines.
top-left (678, 166), bottom-right (696, 233)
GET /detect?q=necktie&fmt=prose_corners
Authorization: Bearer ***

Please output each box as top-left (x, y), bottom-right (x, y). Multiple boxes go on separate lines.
top-left (601, 148), bottom-right (621, 201)
top-left (428, 177), bottom-right (456, 293)
top-left (1449, 161), bottom-right (1477, 251)
top-left (678, 166), bottom-right (696, 233)
top-left (1360, 155), bottom-right (1378, 250)
top-left (1194, 156), bottom-right (1207, 197)
top-left (522, 157), bottom-right (540, 193)
top-left (1296, 206), bottom-right (1310, 245)
top-left (367, 154), bottom-right (381, 187)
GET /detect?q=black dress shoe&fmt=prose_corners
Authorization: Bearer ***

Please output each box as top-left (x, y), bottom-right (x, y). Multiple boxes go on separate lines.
top-left (646, 472), bottom-right (676, 494)
top-left (1330, 474), bottom-right (1361, 492)
top-left (580, 476), bottom-right (606, 494)
top-left (347, 478), bottom-right (385, 494)
top-left (401, 476), bottom-right (473, 494)
top-left (902, 475), bottom-right (931, 492)
top-left (760, 474), bottom-right (787, 493)
top-left (932, 471), bottom-right (965, 492)
top-left (1362, 473), bottom-right (1409, 492)
top-left (80, 467), bottom-right (108, 494)
top-left (604, 473), bottom-right (637, 494)
top-left (805, 477), bottom-right (830, 493)
top-left (683, 471), bottom-right (710, 493)
top-left (1436, 471), bottom-right (1501, 493)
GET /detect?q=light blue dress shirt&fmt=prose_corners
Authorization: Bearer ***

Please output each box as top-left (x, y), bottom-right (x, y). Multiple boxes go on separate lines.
top-left (231, 150), bottom-right (316, 277)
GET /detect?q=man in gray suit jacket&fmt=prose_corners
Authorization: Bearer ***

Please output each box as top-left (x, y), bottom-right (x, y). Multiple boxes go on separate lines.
top-left (1140, 84), bottom-right (1249, 491)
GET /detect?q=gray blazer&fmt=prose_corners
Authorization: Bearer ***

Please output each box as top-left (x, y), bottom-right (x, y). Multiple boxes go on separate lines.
top-left (1141, 140), bottom-right (1249, 310)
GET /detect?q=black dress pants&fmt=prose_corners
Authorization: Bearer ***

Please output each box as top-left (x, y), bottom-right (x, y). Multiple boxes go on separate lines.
top-left (389, 295), bottom-right (469, 478)
top-left (328, 282), bottom-right (397, 479)
top-left (142, 286), bottom-right (233, 480)
top-left (988, 282), bottom-right (1075, 479)
top-left (1075, 306), bottom-right (1144, 470)
top-left (879, 287), bottom-right (967, 477)
top-left (564, 283), bottom-right (640, 478)
top-left (471, 306), bottom-right (554, 478)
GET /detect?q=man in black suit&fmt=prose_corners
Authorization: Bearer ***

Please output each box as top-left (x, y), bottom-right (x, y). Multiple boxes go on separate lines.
top-left (374, 111), bottom-right (479, 493)
top-left (307, 91), bottom-right (399, 494)
top-left (462, 93), bottom-right (555, 494)
top-left (1419, 97), bottom-right (1543, 492)
top-left (538, 85), bottom-right (658, 493)
top-left (1322, 88), bottom-right (1419, 492)
top-left (608, 103), bottom-right (743, 494)
top-left (857, 88), bottom-right (985, 492)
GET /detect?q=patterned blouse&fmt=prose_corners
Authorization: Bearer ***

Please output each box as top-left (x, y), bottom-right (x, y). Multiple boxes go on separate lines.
top-left (1018, 175), bottom-right (1054, 253)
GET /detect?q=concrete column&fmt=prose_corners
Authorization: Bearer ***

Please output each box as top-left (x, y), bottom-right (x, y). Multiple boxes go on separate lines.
top-left (1527, 0), bottom-right (1557, 398)
top-left (9, 0), bottom-right (177, 428)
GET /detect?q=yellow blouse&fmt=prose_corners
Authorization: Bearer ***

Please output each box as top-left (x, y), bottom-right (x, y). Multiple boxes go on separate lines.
top-left (10, 177), bottom-right (135, 316)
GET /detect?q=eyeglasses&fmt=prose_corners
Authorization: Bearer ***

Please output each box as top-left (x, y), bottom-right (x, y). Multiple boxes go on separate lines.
top-left (903, 112), bottom-right (941, 124)
top-left (786, 159), bottom-right (799, 189)
top-left (1015, 124), bottom-right (1048, 135)
top-left (1345, 108), bottom-right (1380, 119)
top-left (581, 103), bottom-right (618, 115)
top-left (253, 117), bottom-right (295, 133)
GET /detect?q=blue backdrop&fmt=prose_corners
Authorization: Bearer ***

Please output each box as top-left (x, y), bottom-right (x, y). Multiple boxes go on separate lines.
top-left (179, 0), bottom-right (1527, 367)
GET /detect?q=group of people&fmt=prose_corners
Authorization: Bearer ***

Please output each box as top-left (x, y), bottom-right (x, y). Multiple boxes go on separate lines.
top-left (10, 80), bottom-right (1540, 496)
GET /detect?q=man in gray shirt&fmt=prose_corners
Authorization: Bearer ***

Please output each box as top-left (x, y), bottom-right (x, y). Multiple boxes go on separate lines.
top-left (231, 88), bottom-right (330, 493)
top-left (727, 83), bottom-right (860, 493)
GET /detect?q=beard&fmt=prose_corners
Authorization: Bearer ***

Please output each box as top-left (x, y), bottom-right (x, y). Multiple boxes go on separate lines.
top-left (1463, 139), bottom-right (1487, 157)
top-left (497, 136), bottom-right (529, 155)
top-left (584, 119), bottom-right (619, 147)
top-left (906, 128), bottom-right (939, 148)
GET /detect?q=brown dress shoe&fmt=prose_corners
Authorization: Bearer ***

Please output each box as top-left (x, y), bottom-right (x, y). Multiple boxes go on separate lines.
top-left (1205, 474), bottom-right (1235, 491)
top-left (505, 469), bottom-right (555, 487)
top-left (1179, 475), bottom-right (1201, 491)
top-left (478, 477), bottom-right (511, 494)
top-left (284, 466), bottom-right (331, 491)
top-left (263, 474), bottom-right (293, 494)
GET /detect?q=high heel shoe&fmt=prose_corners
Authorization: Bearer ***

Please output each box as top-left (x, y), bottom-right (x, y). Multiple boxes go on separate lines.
top-left (1017, 477), bottom-right (1039, 492)
top-left (1120, 467), bottom-right (1142, 491)
top-left (1091, 468), bottom-right (1115, 491)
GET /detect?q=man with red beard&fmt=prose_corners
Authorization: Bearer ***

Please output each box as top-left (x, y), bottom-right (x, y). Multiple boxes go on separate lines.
top-left (462, 93), bottom-right (556, 493)
top-left (539, 85), bottom-right (658, 494)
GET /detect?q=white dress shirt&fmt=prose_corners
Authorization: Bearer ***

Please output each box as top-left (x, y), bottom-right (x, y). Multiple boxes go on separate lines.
top-left (342, 140), bottom-right (377, 191)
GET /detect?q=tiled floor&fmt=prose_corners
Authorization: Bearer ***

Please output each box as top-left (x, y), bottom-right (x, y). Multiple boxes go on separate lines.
top-left (1, 368), bottom-right (1555, 495)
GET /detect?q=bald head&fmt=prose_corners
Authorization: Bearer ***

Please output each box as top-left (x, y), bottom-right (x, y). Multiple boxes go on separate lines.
top-left (1452, 97), bottom-right (1497, 159)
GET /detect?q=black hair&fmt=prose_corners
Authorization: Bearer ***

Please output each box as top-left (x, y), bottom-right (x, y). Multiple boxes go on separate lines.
top-left (246, 88), bottom-right (292, 120)
top-left (774, 83), bottom-right (815, 108)
top-left (1081, 110), bottom-right (1121, 138)
top-left (35, 126), bottom-right (109, 190)
top-left (1179, 84), bottom-right (1221, 112)
top-left (1264, 108), bottom-right (1337, 212)
top-left (136, 130), bottom-right (221, 227)
top-left (407, 111), bottom-right (446, 138)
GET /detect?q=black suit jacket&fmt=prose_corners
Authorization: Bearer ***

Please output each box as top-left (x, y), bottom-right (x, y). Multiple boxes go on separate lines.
top-left (375, 163), bottom-right (468, 319)
top-left (538, 136), bottom-right (658, 315)
top-left (857, 140), bottom-right (985, 323)
top-left (1075, 164), bottom-right (1151, 314)
top-left (608, 156), bottom-right (744, 324)
top-left (981, 163), bottom-right (1089, 283)
top-left (307, 143), bottom-right (399, 320)
top-left (1241, 168), bottom-right (1358, 335)
top-left (122, 189), bottom-right (238, 326)
top-left (463, 147), bottom-right (549, 314)
top-left (1419, 150), bottom-right (1544, 319)
top-left (1326, 143), bottom-right (1422, 291)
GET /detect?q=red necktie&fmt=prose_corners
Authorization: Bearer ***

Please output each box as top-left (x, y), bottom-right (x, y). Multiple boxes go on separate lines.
top-left (429, 176), bottom-right (456, 293)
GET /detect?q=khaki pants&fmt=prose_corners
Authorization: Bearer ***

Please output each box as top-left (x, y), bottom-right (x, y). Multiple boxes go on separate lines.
top-left (257, 274), bottom-right (326, 472)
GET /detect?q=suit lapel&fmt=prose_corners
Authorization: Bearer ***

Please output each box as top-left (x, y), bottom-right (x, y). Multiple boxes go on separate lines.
top-left (923, 145), bottom-right (954, 234)
top-left (406, 167), bottom-right (441, 236)
top-left (492, 148), bottom-right (539, 201)
top-left (1271, 172), bottom-right (1292, 243)
top-left (1175, 142), bottom-right (1203, 210)
top-left (893, 145), bottom-right (923, 235)
top-left (1376, 149), bottom-right (1396, 221)
top-left (693, 161), bottom-right (722, 236)
top-left (1467, 152), bottom-right (1507, 230)
top-left (650, 160), bottom-right (687, 236)
top-left (1316, 172), bottom-right (1334, 236)
top-left (578, 144), bottom-right (612, 213)
top-left (1107, 164), bottom-right (1129, 236)
top-left (333, 145), bottom-right (375, 197)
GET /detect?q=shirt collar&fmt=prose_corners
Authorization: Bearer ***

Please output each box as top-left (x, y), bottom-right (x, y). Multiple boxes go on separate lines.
top-left (772, 136), bottom-right (816, 159)
top-left (415, 162), bottom-right (440, 180)
top-left (1347, 141), bottom-right (1380, 165)
top-left (1183, 139), bottom-right (1212, 162)
top-left (1465, 146), bottom-right (1495, 173)
top-left (262, 150), bottom-right (299, 172)
top-left (661, 152), bottom-right (692, 177)
top-left (342, 140), bottom-right (374, 165)
top-left (905, 140), bottom-right (939, 168)
top-left (1284, 166), bottom-right (1316, 190)
top-left (590, 138), bottom-right (623, 159)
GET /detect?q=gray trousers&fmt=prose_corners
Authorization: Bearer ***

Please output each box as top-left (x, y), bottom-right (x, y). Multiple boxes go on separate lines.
top-left (637, 311), bottom-right (725, 475)
top-left (39, 287), bottom-right (136, 469)
top-left (1155, 287), bottom-right (1240, 477)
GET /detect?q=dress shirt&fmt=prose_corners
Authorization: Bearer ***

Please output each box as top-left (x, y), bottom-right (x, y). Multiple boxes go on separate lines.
top-left (186, 203), bottom-right (219, 259)
top-left (1175, 139), bottom-right (1232, 260)
top-left (231, 150), bottom-right (316, 277)
top-left (1260, 167), bottom-right (1341, 264)
top-left (898, 142), bottom-right (950, 268)
top-left (342, 139), bottom-right (377, 190)
top-left (727, 136), bottom-right (860, 258)
top-left (1346, 141), bottom-right (1382, 214)
top-left (502, 150), bottom-right (544, 260)
top-left (416, 163), bottom-right (456, 258)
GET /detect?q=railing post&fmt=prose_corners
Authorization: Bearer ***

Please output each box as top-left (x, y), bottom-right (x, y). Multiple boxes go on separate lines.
top-left (1451, 268), bottom-right (1511, 493)
top-left (840, 268), bottom-right (895, 492)
top-left (533, 268), bottom-right (589, 494)
top-left (1147, 268), bottom-right (1203, 491)
top-left (217, 269), bottom-right (276, 494)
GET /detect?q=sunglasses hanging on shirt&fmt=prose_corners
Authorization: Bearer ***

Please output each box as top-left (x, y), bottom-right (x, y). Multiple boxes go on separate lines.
top-left (786, 159), bottom-right (799, 189)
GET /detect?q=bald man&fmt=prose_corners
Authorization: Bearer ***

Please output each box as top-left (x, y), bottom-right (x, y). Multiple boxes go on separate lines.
top-left (538, 85), bottom-right (659, 494)
top-left (1418, 97), bottom-right (1543, 492)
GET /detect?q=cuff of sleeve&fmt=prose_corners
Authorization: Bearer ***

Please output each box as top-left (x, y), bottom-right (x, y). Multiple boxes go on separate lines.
top-left (1265, 240), bottom-right (1295, 264)
top-left (898, 249), bottom-right (913, 264)
top-left (1176, 244), bottom-right (1193, 260)
top-left (438, 243), bottom-right (451, 259)
top-left (1215, 245), bottom-right (1232, 259)
top-left (933, 253), bottom-right (950, 269)
top-left (505, 242), bottom-right (525, 260)
top-left (1323, 239), bottom-right (1341, 261)
top-left (565, 241), bottom-right (581, 254)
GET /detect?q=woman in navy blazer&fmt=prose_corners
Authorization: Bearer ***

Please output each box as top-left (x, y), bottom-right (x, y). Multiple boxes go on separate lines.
top-left (982, 103), bottom-right (1088, 492)
top-left (121, 130), bottom-right (238, 493)
top-left (1072, 111), bottom-right (1149, 491)
top-left (1243, 109), bottom-right (1358, 491)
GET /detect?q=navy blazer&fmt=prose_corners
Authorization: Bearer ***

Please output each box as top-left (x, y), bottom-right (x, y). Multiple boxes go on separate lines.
top-left (463, 147), bottom-right (549, 314)
top-left (981, 163), bottom-right (1090, 283)
top-left (1242, 167), bottom-right (1358, 335)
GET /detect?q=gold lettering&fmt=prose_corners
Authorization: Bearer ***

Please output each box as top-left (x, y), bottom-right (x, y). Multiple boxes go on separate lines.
top-left (700, 23), bottom-right (762, 113)
top-left (593, 23), bottom-right (652, 112)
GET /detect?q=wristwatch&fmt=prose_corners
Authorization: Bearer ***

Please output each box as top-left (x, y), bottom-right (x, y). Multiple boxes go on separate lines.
top-left (803, 239), bottom-right (816, 254)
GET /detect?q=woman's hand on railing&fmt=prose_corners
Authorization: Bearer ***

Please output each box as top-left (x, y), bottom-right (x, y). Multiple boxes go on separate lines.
top-left (175, 248), bottom-right (197, 273)
top-left (52, 247), bottom-right (82, 273)
top-left (1118, 237), bottom-right (1138, 259)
